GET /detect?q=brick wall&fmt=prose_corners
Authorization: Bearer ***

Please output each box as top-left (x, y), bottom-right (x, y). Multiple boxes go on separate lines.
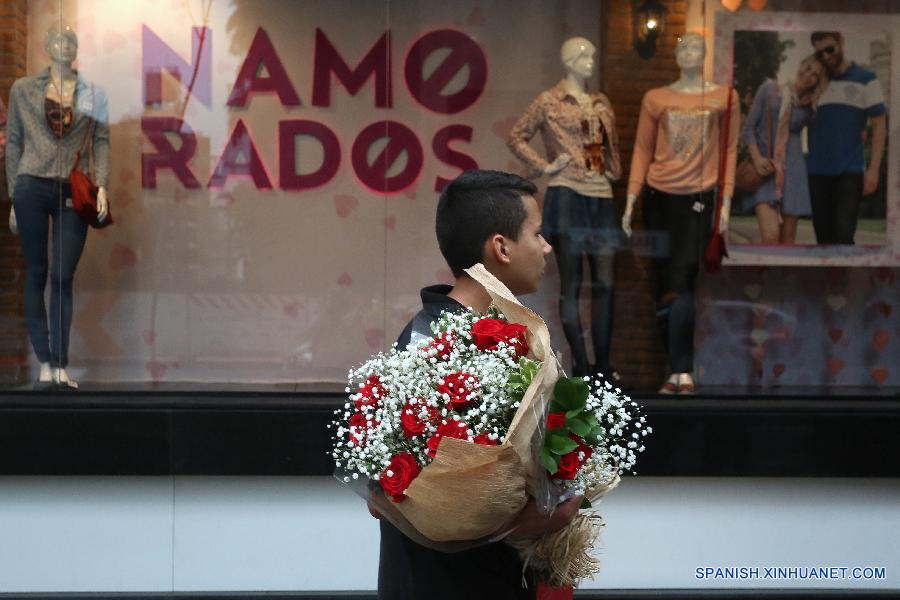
top-left (604, 0), bottom-right (688, 390)
top-left (0, 0), bottom-right (28, 385)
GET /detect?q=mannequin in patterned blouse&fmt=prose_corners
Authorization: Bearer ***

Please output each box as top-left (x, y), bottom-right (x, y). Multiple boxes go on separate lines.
top-left (507, 37), bottom-right (622, 379)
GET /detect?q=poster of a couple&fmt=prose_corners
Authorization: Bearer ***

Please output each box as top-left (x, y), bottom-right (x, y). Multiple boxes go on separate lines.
top-left (716, 12), bottom-right (898, 266)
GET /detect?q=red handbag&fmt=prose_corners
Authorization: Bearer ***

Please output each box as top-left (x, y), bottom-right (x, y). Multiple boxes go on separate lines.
top-left (69, 90), bottom-right (113, 229)
top-left (704, 76), bottom-right (736, 274)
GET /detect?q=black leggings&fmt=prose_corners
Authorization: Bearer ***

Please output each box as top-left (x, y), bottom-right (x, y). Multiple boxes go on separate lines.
top-left (643, 187), bottom-right (714, 373)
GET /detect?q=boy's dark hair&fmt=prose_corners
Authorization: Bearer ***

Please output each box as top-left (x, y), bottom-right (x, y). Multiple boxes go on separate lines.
top-left (810, 31), bottom-right (841, 45)
top-left (435, 170), bottom-right (537, 277)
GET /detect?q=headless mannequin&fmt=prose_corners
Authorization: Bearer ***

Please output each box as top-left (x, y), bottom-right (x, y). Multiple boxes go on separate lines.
top-left (507, 37), bottom-right (621, 378)
top-left (8, 25), bottom-right (108, 388)
top-left (622, 33), bottom-right (733, 393)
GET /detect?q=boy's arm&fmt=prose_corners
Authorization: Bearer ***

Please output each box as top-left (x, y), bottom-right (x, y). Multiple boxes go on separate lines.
top-left (504, 494), bottom-right (583, 541)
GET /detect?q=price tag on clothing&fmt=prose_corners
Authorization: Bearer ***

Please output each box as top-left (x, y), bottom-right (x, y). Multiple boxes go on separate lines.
top-left (692, 201), bottom-right (705, 213)
top-left (65, 197), bottom-right (73, 208)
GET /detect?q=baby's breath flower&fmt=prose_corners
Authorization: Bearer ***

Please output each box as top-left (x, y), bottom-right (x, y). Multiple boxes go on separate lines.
top-left (332, 307), bottom-right (649, 499)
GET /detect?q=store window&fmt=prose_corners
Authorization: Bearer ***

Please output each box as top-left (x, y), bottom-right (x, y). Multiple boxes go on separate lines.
top-left (0, 0), bottom-right (896, 394)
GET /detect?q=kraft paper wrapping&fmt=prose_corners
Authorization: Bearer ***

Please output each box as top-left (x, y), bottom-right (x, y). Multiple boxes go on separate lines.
top-left (390, 264), bottom-right (559, 543)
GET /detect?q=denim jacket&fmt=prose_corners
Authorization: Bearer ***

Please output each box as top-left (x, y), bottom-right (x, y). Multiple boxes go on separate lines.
top-left (5, 68), bottom-right (109, 192)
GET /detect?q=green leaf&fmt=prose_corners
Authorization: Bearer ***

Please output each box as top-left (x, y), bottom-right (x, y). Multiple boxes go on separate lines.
top-left (585, 424), bottom-right (607, 446)
top-left (508, 357), bottom-right (541, 400)
top-left (553, 377), bottom-right (589, 412)
top-left (580, 497), bottom-right (592, 509)
top-left (519, 356), bottom-right (539, 375)
top-left (584, 413), bottom-right (600, 429)
top-left (565, 408), bottom-right (583, 419)
top-left (539, 448), bottom-right (559, 474)
top-left (567, 416), bottom-right (591, 437)
top-left (546, 433), bottom-right (578, 455)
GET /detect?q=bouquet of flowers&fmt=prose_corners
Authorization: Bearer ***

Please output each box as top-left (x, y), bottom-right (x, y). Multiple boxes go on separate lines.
top-left (331, 264), bottom-right (649, 585)
top-left (540, 375), bottom-right (648, 504)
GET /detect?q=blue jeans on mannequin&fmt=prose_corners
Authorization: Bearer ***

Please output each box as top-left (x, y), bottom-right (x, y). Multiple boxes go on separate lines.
top-left (543, 186), bottom-right (619, 377)
top-left (12, 175), bottom-right (88, 369)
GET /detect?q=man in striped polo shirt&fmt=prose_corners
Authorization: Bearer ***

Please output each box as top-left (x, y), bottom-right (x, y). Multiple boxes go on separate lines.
top-left (807, 31), bottom-right (887, 245)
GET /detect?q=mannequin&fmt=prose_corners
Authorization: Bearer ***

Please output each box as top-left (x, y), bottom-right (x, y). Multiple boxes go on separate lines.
top-left (6, 24), bottom-right (109, 388)
top-left (507, 37), bottom-right (622, 378)
top-left (622, 32), bottom-right (738, 394)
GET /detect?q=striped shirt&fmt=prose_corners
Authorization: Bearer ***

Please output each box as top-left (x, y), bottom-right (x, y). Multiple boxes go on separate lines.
top-left (5, 68), bottom-right (109, 193)
top-left (806, 62), bottom-right (886, 176)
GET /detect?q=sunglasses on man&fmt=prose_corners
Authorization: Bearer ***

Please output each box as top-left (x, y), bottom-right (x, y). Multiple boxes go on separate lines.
top-left (815, 45), bottom-right (838, 59)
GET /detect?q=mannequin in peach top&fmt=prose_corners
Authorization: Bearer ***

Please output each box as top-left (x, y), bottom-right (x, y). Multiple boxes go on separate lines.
top-left (622, 32), bottom-right (738, 394)
top-left (507, 37), bottom-right (622, 379)
top-left (622, 33), bottom-right (732, 236)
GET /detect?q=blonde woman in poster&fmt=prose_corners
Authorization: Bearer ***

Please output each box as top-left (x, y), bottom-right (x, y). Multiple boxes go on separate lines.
top-left (740, 55), bottom-right (827, 244)
top-left (622, 32), bottom-right (739, 394)
top-left (507, 36), bottom-right (622, 380)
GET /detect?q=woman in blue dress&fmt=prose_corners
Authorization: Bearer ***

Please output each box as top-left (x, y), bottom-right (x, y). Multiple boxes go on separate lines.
top-left (740, 56), bottom-right (827, 244)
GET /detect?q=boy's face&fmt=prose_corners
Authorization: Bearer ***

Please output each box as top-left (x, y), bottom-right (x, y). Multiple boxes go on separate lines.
top-left (501, 194), bottom-right (552, 295)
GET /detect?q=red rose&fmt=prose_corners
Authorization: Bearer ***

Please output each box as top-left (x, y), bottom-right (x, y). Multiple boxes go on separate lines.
top-left (423, 332), bottom-right (455, 360)
top-left (437, 371), bottom-right (480, 411)
top-left (546, 412), bottom-right (567, 430)
top-left (500, 323), bottom-right (529, 358)
top-left (570, 433), bottom-right (594, 462)
top-left (473, 433), bottom-right (499, 446)
top-left (471, 318), bottom-right (507, 351)
top-left (347, 412), bottom-right (366, 443)
top-left (426, 436), bottom-right (440, 457)
top-left (422, 402), bottom-right (441, 425)
top-left (400, 399), bottom-right (433, 438)
top-left (354, 375), bottom-right (386, 410)
top-left (553, 434), bottom-right (593, 480)
top-left (426, 420), bottom-right (470, 457)
top-left (555, 450), bottom-right (581, 480)
top-left (471, 318), bottom-right (529, 358)
top-left (347, 411), bottom-right (377, 445)
top-left (379, 452), bottom-right (421, 503)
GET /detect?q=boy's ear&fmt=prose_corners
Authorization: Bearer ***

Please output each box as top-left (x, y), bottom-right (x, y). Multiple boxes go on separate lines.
top-left (484, 234), bottom-right (510, 265)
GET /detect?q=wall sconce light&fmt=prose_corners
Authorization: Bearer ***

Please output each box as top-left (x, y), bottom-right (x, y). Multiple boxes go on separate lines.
top-left (634, 0), bottom-right (667, 59)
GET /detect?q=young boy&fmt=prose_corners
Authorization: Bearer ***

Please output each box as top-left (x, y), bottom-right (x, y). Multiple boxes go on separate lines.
top-left (376, 170), bottom-right (581, 600)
